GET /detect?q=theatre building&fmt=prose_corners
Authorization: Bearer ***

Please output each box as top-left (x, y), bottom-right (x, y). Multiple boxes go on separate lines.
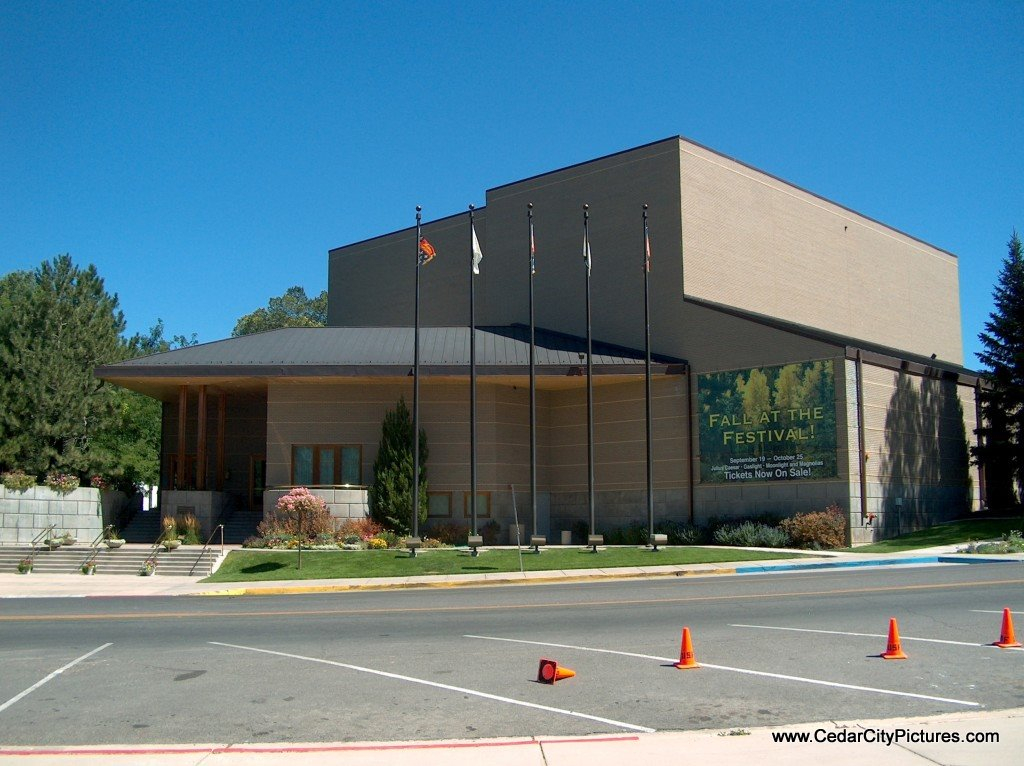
top-left (96, 137), bottom-right (983, 545)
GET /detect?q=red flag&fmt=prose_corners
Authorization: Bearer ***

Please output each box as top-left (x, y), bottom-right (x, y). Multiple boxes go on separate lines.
top-left (418, 237), bottom-right (436, 265)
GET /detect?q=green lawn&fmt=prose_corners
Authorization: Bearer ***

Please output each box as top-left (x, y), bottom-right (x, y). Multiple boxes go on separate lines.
top-left (851, 516), bottom-right (1024, 553)
top-left (203, 546), bottom-right (808, 583)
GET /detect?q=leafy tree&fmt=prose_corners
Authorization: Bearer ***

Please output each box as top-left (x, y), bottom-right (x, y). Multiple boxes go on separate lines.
top-left (368, 397), bottom-right (428, 535)
top-left (975, 231), bottom-right (1024, 507)
top-left (232, 286), bottom-right (328, 336)
top-left (0, 255), bottom-right (124, 476)
top-left (89, 320), bottom-right (198, 490)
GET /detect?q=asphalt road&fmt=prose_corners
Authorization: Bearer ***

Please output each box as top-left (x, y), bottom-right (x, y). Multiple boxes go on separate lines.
top-left (1, 564), bottom-right (1022, 745)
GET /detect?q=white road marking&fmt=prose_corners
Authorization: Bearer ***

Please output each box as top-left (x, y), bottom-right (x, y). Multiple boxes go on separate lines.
top-left (210, 641), bottom-right (655, 734)
top-left (0, 643), bottom-right (112, 714)
top-left (729, 623), bottom-right (1024, 649)
top-left (970, 610), bottom-right (1021, 614)
top-left (464, 635), bottom-right (980, 708)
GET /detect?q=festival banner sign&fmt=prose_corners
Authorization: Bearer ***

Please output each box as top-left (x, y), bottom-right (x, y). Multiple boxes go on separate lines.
top-left (697, 360), bottom-right (838, 483)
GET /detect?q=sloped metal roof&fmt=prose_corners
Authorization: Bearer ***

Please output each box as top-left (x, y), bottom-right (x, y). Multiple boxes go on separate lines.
top-left (96, 325), bottom-right (687, 379)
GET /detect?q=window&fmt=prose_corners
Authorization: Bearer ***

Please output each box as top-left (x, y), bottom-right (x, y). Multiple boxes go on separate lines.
top-left (291, 445), bottom-right (362, 486)
top-left (462, 491), bottom-right (491, 519)
top-left (427, 492), bottom-right (452, 518)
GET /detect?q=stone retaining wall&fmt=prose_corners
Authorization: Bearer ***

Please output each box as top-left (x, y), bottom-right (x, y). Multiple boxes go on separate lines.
top-left (0, 486), bottom-right (104, 544)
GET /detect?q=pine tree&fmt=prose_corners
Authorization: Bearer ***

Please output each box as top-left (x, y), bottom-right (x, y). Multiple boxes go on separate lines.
top-left (975, 231), bottom-right (1024, 507)
top-left (0, 255), bottom-right (125, 477)
top-left (368, 397), bottom-right (428, 534)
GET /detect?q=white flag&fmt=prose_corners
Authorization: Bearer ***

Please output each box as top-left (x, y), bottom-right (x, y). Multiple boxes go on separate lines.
top-left (472, 224), bottom-right (484, 275)
top-left (583, 229), bottom-right (592, 275)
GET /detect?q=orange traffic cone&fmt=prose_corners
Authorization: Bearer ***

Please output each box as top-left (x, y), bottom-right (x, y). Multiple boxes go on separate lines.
top-left (674, 627), bottom-right (700, 669)
top-left (537, 658), bottom-right (576, 684)
top-left (880, 617), bottom-right (908, 660)
top-left (994, 608), bottom-right (1022, 648)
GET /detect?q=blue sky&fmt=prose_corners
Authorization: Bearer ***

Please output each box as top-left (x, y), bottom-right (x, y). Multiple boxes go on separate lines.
top-left (1, 1), bottom-right (1020, 366)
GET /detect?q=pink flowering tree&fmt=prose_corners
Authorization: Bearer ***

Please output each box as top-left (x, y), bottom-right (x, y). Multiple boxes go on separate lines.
top-left (274, 487), bottom-right (332, 539)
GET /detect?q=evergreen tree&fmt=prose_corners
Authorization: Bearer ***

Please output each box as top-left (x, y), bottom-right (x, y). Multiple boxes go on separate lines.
top-left (0, 255), bottom-right (125, 476)
top-left (975, 231), bottom-right (1024, 507)
top-left (368, 397), bottom-right (428, 534)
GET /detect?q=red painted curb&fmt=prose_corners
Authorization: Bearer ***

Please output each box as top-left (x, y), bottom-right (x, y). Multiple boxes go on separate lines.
top-left (0, 735), bottom-right (640, 757)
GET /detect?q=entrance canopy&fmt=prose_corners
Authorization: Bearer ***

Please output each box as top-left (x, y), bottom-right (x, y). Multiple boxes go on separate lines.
top-left (96, 325), bottom-right (689, 399)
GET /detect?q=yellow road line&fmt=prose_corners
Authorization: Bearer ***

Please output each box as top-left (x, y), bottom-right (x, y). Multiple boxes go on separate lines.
top-left (1, 577), bottom-right (1022, 623)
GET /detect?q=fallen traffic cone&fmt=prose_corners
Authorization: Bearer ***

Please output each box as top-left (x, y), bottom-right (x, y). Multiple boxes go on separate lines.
top-left (994, 607), bottom-right (1022, 648)
top-left (537, 658), bottom-right (576, 684)
top-left (880, 617), bottom-right (908, 660)
top-left (674, 627), bottom-right (699, 669)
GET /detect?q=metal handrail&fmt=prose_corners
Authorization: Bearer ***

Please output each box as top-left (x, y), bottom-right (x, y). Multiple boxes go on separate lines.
top-left (26, 524), bottom-right (57, 564)
top-left (188, 524), bottom-right (224, 576)
top-left (79, 524), bottom-right (115, 571)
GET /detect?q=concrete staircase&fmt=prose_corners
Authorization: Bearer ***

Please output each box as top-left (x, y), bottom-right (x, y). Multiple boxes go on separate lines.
top-left (121, 508), bottom-right (162, 543)
top-left (222, 510), bottom-right (263, 544)
top-left (0, 543), bottom-right (221, 577)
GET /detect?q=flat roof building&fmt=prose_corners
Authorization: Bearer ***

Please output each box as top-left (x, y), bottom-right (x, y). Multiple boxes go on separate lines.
top-left (98, 137), bottom-right (981, 545)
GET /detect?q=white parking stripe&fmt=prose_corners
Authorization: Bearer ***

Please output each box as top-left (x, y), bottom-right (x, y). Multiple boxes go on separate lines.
top-left (730, 623), bottom-right (1024, 649)
top-left (0, 643), bottom-right (112, 714)
top-left (464, 635), bottom-right (980, 708)
top-left (210, 641), bottom-right (656, 734)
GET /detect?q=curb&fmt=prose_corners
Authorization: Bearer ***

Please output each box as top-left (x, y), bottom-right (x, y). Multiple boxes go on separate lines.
top-left (190, 566), bottom-right (744, 597)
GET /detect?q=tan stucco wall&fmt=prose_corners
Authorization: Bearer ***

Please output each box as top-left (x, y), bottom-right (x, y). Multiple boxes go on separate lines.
top-left (846, 359), bottom-right (979, 543)
top-left (679, 140), bottom-right (963, 364)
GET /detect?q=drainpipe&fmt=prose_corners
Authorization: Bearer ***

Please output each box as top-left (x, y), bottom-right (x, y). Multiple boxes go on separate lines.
top-left (686, 366), bottom-right (695, 526)
top-left (855, 351), bottom-right (868, 526)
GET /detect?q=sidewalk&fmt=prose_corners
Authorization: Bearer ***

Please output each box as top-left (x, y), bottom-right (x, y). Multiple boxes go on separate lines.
top-left (0, 544), bottom-right (1020, 599)
top-left (1, 707), bottom-right (1022, 765)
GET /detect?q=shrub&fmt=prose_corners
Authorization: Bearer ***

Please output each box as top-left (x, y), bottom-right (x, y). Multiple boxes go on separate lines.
top-left (44, 471), bottom-right (80, 493)
top-left (335, 517), bottom-right (385, 542)
top-left (2, 469), bottom-right (36, 491)
top-left (89, 475), bottom-right (111, 490)
top-left (604, 524), bottom-right (649, 545)
top-left (655, 520), bottom-right (705, 545)
top-left (242, 536), bottom-right (266, 549)
top-left (426, 521), bottom-right (469, 545)
top-left (780, 505), bottom-right (847, 549)
top-left (713, 521), bottom-right (791, 548)
top-left (421, 537), bottom-right (446, 548)
top-left (480, 519), bottom-right (502, 545)
top-left (377, 530), bottom-right (404, 548)
top-left (178, 512), bottom-right (202, 544)
top-left (367, 537), bottom-right (388, 550)
top-left (961, 530), bottom-right (1024, 554)
top-left (273, 487), bottom-right (333, 538)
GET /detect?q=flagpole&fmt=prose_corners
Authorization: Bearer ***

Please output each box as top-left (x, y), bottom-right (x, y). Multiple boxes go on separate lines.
top-left (528, 203), bottom-right (537, 539)
top-left (469, 205), bottom-right (478, 538)
top-left (411, 206), bottom-right (422, 555)
top-left (584, 204), bottom-right (595, 539)
top-left (643, 204), bottom-right (654, 543)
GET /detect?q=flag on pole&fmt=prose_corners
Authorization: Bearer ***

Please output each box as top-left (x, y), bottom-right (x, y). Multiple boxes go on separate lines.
top-left (530, 219), bottom-right (536, 276)
top-left (471, 224), bottom-right (483, 275)
top-left (418, 237), bottom-right (436, 265)
top-left (583, 228), bottom-right (591, 275)
top-left (644, 219), bottom-right (652, 272)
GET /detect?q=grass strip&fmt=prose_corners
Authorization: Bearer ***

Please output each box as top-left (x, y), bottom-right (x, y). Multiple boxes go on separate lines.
top-left (203, 546), bottom-right (808, 583)
top-left (851, 517), bottom-right (1023, 553)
